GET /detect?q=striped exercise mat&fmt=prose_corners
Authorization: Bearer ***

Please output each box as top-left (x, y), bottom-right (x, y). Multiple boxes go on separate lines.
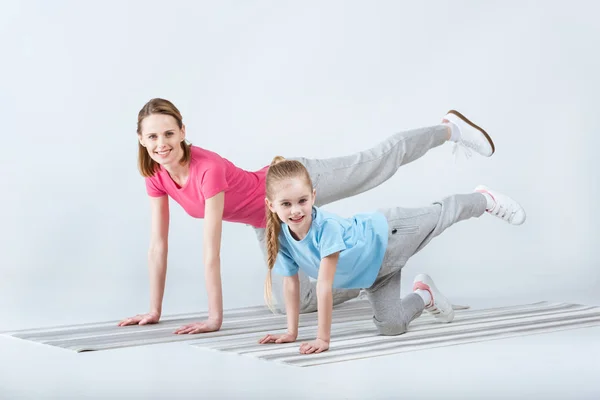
top-left (188, 300), bottom-right (600, 367)
top-left (3, 300), bottom-right (599, 361)
top-left (0, 300), bottom-right (373, 352)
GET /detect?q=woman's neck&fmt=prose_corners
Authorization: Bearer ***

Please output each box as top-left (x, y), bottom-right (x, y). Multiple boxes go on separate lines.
top-left (164, 161), bottom-right (190, 188)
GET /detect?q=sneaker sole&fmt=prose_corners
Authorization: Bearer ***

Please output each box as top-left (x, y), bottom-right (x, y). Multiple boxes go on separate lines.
top-left (447, 109), bottom-right (495, 155)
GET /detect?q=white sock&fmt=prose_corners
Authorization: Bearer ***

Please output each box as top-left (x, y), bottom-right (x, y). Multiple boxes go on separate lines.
top-left (414, 289), bottom-right (432, 306)
top-left (478, 191), bottom-right (496, 211)
top-left (443, 121), bottom-right (461, 142)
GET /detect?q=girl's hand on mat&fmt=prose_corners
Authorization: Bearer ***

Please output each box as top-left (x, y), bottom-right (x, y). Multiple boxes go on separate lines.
top-left (258, 333), bottom-right (297, 344)
top-left (299, 338), bottom-right (329, 354)
top-left (117, 312), bottom-right (160, 326)
top-left (173, 319), bottom-right (222, 334)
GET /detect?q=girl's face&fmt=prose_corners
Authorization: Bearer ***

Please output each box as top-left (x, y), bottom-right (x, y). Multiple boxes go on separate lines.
top-left (138, 114), bottom-right (186, 167)
top-left (266, 177), bottom-right (316, 238)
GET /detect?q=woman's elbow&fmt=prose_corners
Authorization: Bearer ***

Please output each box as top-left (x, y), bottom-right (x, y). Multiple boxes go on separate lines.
top-left (203, 255), bottom-right (221, 267)
top-left (148, 241), bottom-right (168, 257)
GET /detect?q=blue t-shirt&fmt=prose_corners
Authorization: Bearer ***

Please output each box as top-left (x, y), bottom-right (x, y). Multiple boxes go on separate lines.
top-left (273, 206), bottom-right (389, 289)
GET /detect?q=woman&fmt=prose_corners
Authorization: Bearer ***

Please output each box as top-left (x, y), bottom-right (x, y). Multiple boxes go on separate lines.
top-left (117, 98), bottom-right (495, 334)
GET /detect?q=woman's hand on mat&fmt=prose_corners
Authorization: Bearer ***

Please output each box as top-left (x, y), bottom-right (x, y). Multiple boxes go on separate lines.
top-left (258, 332), bottom-right (297, 344)
top-left (299, 338), bottom-right (329, 354)
top-left (173, 319), bottom-right (222, 334)
top-left (117, 312), bottom-right (160, 326)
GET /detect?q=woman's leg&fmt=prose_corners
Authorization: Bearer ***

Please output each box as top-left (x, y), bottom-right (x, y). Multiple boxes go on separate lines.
top-left (292, 125), bottom-right (449, 207)
top-left (253, 227), bottom-right (360, 314)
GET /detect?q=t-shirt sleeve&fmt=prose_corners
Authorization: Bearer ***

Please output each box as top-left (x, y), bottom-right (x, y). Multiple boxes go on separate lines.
top-left (273, 246), bottom-right (299, 277)
top-left (318, 220), bottom-right (347, 258)
top-left (145, 177), bottom-right (166, 197)
top-left (199, 157), bottom-right (229, 199)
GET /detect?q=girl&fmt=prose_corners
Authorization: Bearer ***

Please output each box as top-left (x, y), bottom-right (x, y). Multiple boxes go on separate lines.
top-left (118, 98), bottom-right (496, 334)
top-left (258, 158), bottom-right (525, 354)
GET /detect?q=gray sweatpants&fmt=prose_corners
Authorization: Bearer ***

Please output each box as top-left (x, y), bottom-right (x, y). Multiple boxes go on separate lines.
top-left (367, 192), bottom-right (487, 335)
top-left (253, 124), bottom-right (449, 314)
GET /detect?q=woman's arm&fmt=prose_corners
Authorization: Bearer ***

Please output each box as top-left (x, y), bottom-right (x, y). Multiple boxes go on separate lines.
top-left (202, 191), bottom-right (225, 324)
top-left (173, 191), bottom-right (225, 334)
top-left (299, 251), bottom-right (339, 354)
top-left (118, 195), bottom-right (169, 326)
top-left (148, 195), bottom-right (170, 316)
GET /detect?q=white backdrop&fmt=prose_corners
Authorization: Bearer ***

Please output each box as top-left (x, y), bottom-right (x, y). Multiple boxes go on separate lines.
top-left (1, 0), bottom-right (597, 330)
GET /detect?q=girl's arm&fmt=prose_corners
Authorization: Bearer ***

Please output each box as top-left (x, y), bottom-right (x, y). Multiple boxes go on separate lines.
top-left (258, 274), bottom-right (300, 344)
top-left (283, 274), bottom-right (300, 337)
top-left (299, 251), bottom-right (339, 354)
top-left (173, 191), bottom-right (225, 334)
top-left (118, 195), bottom-right (170, 326)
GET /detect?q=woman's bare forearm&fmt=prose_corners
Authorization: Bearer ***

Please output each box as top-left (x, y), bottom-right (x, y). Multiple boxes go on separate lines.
top-left (204, 257), bottom-right (223, 324)
top-left (203, 191), bottom-right (225, 325)
top-left (148, 245), bottom-right (168, 316)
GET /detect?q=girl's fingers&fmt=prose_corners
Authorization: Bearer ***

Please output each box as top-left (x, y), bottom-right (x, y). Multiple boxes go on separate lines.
top-left (259, 334), bottom-right (274, 344)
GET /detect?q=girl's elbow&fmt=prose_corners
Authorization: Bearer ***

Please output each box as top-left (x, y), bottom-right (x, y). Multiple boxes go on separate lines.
top-left (316, 281), bottom-right (334, 296)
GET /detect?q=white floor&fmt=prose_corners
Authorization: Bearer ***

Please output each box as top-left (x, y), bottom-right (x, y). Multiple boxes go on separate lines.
top-left (2, 293), bottom-right (600, 400)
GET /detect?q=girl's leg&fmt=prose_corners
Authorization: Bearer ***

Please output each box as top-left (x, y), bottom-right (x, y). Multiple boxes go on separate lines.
top-left (365, 269), bottom-right (425, 336)
top-left (253, 227), bottom-right (360, 314)
top-left (291, 125), bottom-right (449, 207)
top-left (380, 192), bottom-right (488, 266)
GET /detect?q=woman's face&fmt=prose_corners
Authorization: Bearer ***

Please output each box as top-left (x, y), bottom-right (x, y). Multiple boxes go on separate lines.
top-left (138, 114), bottom-right (186, 167)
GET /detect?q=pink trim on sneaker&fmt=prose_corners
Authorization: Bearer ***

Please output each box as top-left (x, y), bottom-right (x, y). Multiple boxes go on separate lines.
top-left (413, 281), bottom-right (433, 307)
top-left (476, 189), bottom-right (496, 211)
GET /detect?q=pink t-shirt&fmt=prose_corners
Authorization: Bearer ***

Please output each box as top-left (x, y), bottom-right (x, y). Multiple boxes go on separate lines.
top-left (145, 146), bottom-right (269, 228)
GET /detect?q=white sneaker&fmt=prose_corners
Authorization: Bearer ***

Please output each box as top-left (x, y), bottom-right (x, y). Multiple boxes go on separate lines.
top-left (412, 274), bottom-right (454, 323)
top-left (475, 185), bottom-right (527, 225)
top-left (444, 110), bottom-right (495, 157)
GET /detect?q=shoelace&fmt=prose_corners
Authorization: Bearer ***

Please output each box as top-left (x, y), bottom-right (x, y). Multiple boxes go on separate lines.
top-left (490, 204), bottom-right (517, 223)
top-left (451, 139), bottom-right (475, 161)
